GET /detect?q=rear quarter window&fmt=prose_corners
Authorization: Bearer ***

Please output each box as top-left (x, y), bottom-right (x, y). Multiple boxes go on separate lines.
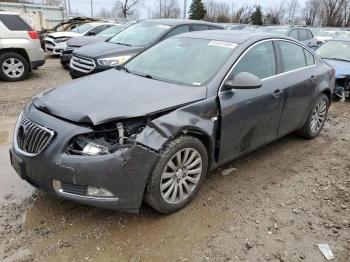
top-left (0, 14), bottom-right (32, 31)
top-left (279, 41), bottom-right (307, 72)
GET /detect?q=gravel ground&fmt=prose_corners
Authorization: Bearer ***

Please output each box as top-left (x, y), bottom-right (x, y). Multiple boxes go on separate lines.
top-left (0, 59), bottom-right (349, 262)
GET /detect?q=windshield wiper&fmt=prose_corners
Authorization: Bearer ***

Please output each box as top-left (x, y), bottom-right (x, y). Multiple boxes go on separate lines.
top-left (323, 57), bottom-right (350, 62)
top-left (114, 42), bottom-right (132, 47)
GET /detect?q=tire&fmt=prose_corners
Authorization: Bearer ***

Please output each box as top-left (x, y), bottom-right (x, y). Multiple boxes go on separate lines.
top-left (144, 135), bottom-right (208, 214)
top-left (296, 93), bottom-right (329, 139)
top-left (0, 52), bottom-right (30, 82)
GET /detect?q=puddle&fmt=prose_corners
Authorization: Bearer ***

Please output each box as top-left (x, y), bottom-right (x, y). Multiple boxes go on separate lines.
top-left (0, 116), bottom-right (16, 145)
top-left (0, 144), bottom-right (35, 204)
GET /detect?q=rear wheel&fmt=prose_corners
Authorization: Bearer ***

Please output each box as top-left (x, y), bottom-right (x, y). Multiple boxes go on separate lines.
top-left (296, 94), bottom-right (329, 139)
top-left (144, 136), bottom-right (208, 214)
top-left (0, 52), bottom-right (29, 81)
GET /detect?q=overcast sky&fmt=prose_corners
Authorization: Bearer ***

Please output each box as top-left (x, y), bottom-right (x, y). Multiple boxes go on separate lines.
top-left (60, 0), bottom-right (303, 18)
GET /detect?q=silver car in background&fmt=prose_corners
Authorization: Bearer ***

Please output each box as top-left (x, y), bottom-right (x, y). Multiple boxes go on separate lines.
top-left (0, 11), bottom-right (45, 81)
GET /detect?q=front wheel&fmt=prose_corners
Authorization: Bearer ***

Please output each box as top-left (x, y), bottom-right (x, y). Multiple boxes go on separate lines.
top-left (144, 136), bottom-right (208, 214)
top-left (296, 94), bottom-right (329, 139)
top-left (0, 52), bottom-right (29, 81)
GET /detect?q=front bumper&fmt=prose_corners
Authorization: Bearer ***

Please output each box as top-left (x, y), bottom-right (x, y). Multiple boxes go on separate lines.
top-left (45, 39), bottom-right (67, 55)
top-left (60, 50), bottom-right (73, 67)
top-left (10, 105), bottom-right (159, 212)
top-left (70, 65), bottom-right (109, 79)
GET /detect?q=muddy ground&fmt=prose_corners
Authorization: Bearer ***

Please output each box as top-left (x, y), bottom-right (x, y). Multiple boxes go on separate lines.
top-left (0, 57), bottom-right (349, 262)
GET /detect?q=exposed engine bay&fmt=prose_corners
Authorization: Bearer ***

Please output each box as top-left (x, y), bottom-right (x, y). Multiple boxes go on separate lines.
top-left (335, 77), bottom-right (350, 101)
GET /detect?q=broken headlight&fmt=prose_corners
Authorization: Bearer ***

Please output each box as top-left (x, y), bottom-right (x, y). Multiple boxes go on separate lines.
top-left (66, 120), bottom-right (146, 156)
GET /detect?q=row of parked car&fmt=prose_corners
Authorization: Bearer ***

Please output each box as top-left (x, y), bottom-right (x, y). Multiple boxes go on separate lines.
top-left (0, 12), bottom-right (349, 101)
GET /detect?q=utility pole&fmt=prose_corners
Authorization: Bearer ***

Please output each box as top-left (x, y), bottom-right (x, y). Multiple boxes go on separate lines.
top-left (183, 0), bottom-right (187, 19)
top-left (90, 0), bottom-right (93, 17)
top-left (159, 0), bottom-right (161, 18)
top-left (67, 0), bottom-right (71, 16)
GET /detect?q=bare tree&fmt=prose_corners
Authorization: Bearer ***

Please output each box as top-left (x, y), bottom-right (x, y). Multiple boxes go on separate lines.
top-left (286, 0), bottom-right (299, 23)
top-left (265, 3), bottom-right (286, 24)
top-left (303, 0), bottom-right (320, 26)
top-left (232, 5), bottom-right (253, 23)
top-left (320, 0), bottom-right (346, 26)
top-left (161, 0), bottom-right (180, 18)
top-left (118, 0), bottom-right (143, 18)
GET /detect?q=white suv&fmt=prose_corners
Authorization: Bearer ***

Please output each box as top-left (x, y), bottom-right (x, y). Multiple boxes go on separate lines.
top-left (44, 22), bottom-right (115, 55)
top-left (0, 12), bottom-right (45, 81)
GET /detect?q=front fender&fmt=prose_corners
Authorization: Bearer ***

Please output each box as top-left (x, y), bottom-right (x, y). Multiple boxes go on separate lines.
top-left (135, 98), bottom-right (219, 155)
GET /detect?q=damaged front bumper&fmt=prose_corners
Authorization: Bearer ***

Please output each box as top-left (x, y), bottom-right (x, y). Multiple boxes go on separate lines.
top-left (10, 105), bottom-right (159, 212)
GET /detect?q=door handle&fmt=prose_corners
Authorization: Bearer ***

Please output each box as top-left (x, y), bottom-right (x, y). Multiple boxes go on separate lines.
top-left (272, 90), bottom-right (283, 98)
top-left (310, 75), bottom-right (316, 79)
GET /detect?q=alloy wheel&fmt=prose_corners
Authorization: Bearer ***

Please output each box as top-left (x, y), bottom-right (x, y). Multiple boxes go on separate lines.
top-left (2, 58), bottom-right (25, 79)
top-left (160, 148), bottom-right (203, 205)
top-left (310, 99), bottom-right (327, 134)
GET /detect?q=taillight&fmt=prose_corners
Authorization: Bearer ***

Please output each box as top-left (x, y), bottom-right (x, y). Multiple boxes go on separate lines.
top-left (28, 31), bottom-right (39, 40)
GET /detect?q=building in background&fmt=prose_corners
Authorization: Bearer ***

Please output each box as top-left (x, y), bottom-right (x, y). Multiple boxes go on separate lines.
top-left (0, 1), bottom-right (64, 30)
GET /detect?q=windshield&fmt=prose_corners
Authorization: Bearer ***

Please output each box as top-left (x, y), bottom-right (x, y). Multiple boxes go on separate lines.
top-left (259, 28), bottom-right (288, 35)
top-left (315, 40), bottom-right (350, 61)
top-left (96, 25), bottom-right (125, 39)
top-left (315, 31), bottom-right (335, 37)
top-left (124, 37), bottom-right (237, 86)
top-left (108, 22), bottom-right (171, 46)
top-left (70, 23), bottom-right (94, 34)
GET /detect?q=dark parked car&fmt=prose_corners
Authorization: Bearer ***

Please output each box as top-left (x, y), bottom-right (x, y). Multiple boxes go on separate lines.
top-left (258, 26), bottom-right (321, 49)
top-left (60, 24), bottom-right (131, 69)
top-left (10, 31), bottom-right (334, 214)
top-left (315, 37), bottom-right (350, 101)
top-left (69, 19), bottom-right (223, 79)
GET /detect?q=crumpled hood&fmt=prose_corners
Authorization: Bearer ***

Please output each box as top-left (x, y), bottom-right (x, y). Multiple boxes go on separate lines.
top-left (67, 36), bottom-right (104, 47)
top-left (47, 31), bottom-right (81, 38)
top-left (324, 59), bottom-right (350, 79)
top-left (73, 41), bottom-right (144, 59)
top-left (32, 70), bottom-right (207, 125)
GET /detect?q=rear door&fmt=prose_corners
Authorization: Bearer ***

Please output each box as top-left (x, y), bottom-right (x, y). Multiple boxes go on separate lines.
top-left (276, 40), bottom-right (317, 135)
top-left (218, 40), bottom-right (285, 163)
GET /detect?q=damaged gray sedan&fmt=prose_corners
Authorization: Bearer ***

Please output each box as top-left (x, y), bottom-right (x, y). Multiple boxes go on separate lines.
top-left (10, 31), bottom-right (335, 213)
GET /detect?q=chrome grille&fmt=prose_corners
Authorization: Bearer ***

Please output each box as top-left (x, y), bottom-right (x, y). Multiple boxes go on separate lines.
top-left (15, 115), bottom-right (55, 156)
top-left (70, 55), bottom-right (96, 73)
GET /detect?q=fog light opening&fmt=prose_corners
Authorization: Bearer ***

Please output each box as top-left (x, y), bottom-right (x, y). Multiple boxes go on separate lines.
top-left (53, 179), bottom-right (62, 191)
top-left (87, 186), bottom-right (114, 197)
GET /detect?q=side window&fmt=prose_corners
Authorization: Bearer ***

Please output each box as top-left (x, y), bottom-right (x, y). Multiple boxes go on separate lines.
top-left (230, 41), bottom-right (276, 79)
top-left (165, 25), bottom-right (190, 39)
top-left (288, 29), bottom-right (298, 40)
top-left (279, 41), bottom-right (306, 72)
top-left (191, 25), bottom-right (210, 31)
top-left (299, 29), bottom-right (308, 41)
top-left (91, 25), bottom-right (110, 35)
top-left (304, 49), bottom-right (315, 66)
top-left (210, 26), bottom-right (222, 30)
top-left (0, 14), bottom-right (32, 31)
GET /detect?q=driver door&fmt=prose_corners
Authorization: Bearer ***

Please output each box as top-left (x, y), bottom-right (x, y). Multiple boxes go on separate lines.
top-left (218, 40), bottom-right (285, 163)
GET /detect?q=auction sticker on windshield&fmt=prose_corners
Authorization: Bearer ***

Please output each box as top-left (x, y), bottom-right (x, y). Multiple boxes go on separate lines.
top-left (208, 41), bottom-right (237, 49)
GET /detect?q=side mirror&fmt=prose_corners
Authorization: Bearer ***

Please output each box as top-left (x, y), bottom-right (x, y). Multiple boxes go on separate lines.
top-left (317, 41), bottom-right (323, 46)
top-left (222, 72), bottom-right (262, 91)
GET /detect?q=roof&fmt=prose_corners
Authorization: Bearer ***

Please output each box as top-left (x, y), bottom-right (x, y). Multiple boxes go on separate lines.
top-left (143, 19), bottom-right (223, 27)
top-left (177, 30), bottom-right (291, 44)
